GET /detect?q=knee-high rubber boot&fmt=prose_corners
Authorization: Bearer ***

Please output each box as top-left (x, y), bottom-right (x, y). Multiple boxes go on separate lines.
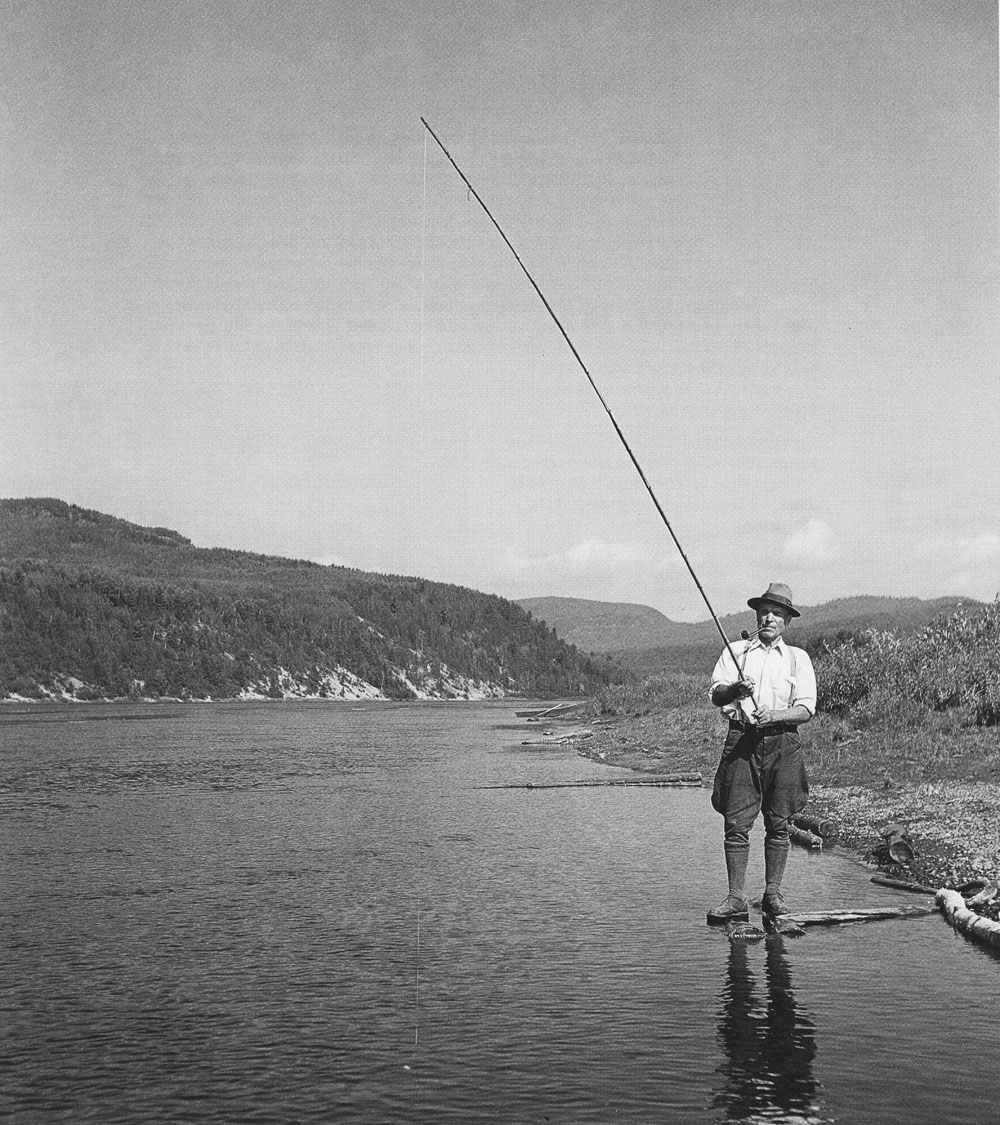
top-left (763, 838), bottom-right (790, 916)
top-left (707, 841), bottom-right (751, 924)
top-left (764, 838), bottom-right (789, 890)
top-left (725, 840), bottom-right (750, 899)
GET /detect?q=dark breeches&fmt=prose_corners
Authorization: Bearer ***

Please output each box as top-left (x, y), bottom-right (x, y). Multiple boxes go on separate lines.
top-left (711, 729), bottom-right (808, 846)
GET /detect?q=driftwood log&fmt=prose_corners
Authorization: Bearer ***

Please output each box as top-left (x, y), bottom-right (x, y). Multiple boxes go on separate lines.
top-left (723, 906), bottom-right (931, 936)
top-left (520, 728), bottom-right (593, 746)
top-left (788, 824), bottom-right (823, 850)
top-left (937, 888), bottom-right (1000, 949)
top-left (786, 905), bottom-right (935, 927)
top-left (791, 813), bottom-right (838, 838)
top-left (870, 875), bottom-right (938, 894)
top-left (477, 774), bottom-right (703, 791)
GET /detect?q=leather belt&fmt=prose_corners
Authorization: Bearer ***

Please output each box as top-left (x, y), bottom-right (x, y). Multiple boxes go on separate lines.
top-left (729, 720), bottom-right (797, 736)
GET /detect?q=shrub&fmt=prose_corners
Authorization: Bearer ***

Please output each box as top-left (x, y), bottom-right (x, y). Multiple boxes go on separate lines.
top-left (815, 601), bottom-right (1000, 728)
top-left (595, 671), bottom-right (705, 717)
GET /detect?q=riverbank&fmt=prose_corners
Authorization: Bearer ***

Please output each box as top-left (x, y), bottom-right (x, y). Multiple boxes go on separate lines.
top-left (574, 706), bottom-right (1000, 893)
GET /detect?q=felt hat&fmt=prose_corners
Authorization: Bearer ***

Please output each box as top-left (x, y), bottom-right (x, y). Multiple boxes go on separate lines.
top-left (747, 582), bottom-right (800, 618)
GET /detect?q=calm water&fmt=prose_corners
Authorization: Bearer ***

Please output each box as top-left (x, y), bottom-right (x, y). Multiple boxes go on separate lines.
top-left (2, 700), bottom-right (998, 1123)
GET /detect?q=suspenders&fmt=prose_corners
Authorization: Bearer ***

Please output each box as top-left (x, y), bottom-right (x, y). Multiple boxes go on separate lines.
top-left (737, 641), bottom-right (799, 708)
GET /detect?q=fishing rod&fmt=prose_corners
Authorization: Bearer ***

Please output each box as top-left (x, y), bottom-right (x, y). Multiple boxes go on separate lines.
top-left (420, 117), bottom-right (750, 682)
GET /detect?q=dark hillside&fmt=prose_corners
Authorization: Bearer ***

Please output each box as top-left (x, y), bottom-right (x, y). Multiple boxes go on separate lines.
top-left (0, 499), bottom-right (617, 702)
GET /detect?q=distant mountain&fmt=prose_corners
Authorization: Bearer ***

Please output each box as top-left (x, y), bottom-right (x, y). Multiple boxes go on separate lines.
top-left (517, 592), bottom-right (986, 675)
top-left (517, 597), bottom-right (709, 650)
top-left (0, 499), bottom-right (616, 702)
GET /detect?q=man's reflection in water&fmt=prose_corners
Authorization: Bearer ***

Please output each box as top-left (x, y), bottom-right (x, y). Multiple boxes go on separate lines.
top-left (713, 936), bottom-right (828, 1123)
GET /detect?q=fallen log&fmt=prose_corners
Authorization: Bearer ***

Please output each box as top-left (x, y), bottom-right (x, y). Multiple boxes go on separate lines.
top-left (870, 875), bottom-right (938, 894)
top-left (788, 824), bottom-right (823, 850)
top-left (475, 774), bottom-right (703, 790)
top-left (787, 905), bottom-right (936, 927)
top-left (937, 888), bottom-right (1000, 949)
top-left (516, 702), bottom-right (583, 719)
top-left (520, 728), bottom-right (593, 746)
top-left (792, 813), bottom-right (838, 838)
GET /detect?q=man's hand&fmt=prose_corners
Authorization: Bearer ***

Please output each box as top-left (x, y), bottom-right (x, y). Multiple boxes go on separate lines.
top-left (711, 677), bottom-right (756, 708)
top-left (753, 707), bottom-right (782, 726)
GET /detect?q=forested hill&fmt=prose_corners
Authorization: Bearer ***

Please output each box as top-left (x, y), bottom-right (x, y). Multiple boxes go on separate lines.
top-left (518, 592), bottom-right (986, 676)
top-left (517, 593), bottom-right (984, 655)
top-left (0, 499), bottom-right (616, 702)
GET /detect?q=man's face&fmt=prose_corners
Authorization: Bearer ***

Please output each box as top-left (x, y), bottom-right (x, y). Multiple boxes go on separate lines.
top-left (756, 601), bottom-right (791, 644)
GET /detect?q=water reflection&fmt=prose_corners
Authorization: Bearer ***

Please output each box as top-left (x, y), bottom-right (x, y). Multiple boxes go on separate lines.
top-left (713, 937), bottom-right (828, 1124)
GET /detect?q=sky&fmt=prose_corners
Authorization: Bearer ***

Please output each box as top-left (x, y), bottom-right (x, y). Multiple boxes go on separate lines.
top-left (3, 0), bottom-right (998, 620)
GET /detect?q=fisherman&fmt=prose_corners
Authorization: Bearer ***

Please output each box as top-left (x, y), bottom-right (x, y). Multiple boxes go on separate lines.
top-left (707, 583), bottom-right (817, 925)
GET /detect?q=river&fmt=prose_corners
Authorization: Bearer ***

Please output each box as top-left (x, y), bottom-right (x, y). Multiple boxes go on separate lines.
top-left (3, 700), bottom-right (997, 1123)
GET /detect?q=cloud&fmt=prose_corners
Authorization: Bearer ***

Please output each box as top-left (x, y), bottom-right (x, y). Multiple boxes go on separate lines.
top-left (782, 520), bottom-right (840, 565)
top-left (491, 538), bottom-right (661, 589)
top-left (954, 532), bottom-right (1000, 564)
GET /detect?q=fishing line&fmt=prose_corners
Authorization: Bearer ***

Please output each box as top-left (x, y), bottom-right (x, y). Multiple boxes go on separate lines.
top-left (419, 117), bottom-right (748, 676)
top-left (410, 136), bottom-right (428, 1067)
top-left (414, 904), bottom-right (420, 1052)
top-left (419, 129), bottom-right (429, 384)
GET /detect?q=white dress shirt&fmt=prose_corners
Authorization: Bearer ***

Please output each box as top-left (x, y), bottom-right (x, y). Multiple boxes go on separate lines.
top-left (710, 637), bottom-right (817, 723)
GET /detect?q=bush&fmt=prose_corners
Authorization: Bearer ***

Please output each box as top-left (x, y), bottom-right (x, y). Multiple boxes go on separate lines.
top-left (815, 602), bottom-right (1000, 728)
top-left (595, 671), bottom-right (705, 717)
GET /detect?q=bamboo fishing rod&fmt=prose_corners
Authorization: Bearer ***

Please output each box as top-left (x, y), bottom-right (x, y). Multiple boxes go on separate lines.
top-left (420, 117), bottom-right (748, 680)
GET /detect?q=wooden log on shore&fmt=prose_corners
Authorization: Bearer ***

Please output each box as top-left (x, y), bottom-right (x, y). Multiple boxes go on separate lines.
top-left (788, 824), bottom-right (823, 850)
top-left (870, 875), bottom-right (938, 894)
top-left (937, 889), bottom-right (1000, 949)
top-left (584, 778), bottom-right (701, 787)
top-left (520, 728), bottom-right (593, 746)
top-left (788, 905), bottom-right (936, 927)
top-left (476, 774), bottom-right (703, 791)
top-left (791, 813), bottom-right (838, 838)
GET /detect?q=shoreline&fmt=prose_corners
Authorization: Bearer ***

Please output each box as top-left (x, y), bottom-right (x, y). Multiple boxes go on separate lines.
top-left (575, 718), bottom-right (1000, 896)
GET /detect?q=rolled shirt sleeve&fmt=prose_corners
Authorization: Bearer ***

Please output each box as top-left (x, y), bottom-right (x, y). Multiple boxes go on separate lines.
top-left (709, 643), bottom-right (744, 695)
top-left (709, 642), bottom-right (749, 720)
top-left (789, 647), bottom-right (817, 716)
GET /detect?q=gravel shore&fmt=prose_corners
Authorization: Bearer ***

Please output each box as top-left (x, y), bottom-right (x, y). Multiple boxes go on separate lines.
top-left (576, 722), bottom-right (1000, 894)
top-left (807, 781), bottom-right (1000, 892)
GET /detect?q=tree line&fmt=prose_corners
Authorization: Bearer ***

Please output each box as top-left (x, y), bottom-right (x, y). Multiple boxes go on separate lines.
top-left (0, 501), bottom-right (617, 700)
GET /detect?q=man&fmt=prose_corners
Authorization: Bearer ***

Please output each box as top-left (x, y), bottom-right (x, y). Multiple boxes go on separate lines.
top-left (707, 582), bottom-right (817, 925)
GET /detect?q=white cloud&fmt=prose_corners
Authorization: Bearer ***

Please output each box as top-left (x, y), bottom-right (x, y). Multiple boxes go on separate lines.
top-left (954, 532), bottom-right (1000, 564)
top-left (491, 538), bottom-right (659, 588)
top-left (782, 520), bottom-right (840, 565)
